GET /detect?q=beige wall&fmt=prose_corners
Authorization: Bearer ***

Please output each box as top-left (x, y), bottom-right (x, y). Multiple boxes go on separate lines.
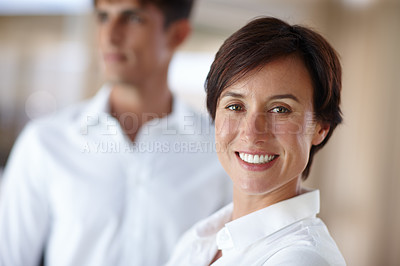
top-left (306, 3), bottom-right (400, 265)
top-left (1, 1), bottom-right (400, 265)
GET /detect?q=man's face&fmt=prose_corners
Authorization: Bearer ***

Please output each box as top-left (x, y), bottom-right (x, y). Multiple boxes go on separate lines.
top-left (96, 0), bottom-right (173, 87)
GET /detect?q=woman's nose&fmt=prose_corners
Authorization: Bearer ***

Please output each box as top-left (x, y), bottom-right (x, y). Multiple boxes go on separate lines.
top-left (240, 111), bottom-right (270, 144)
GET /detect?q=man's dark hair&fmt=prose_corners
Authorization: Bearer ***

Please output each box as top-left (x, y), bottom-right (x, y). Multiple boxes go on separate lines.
top-left (205, 17), bottom-right (342, 179)
top-left (94, 0), bottom-right (194, 27)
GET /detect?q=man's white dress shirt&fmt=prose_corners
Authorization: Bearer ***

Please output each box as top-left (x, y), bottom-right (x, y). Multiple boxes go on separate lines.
top-left (167, 190), bottom-right (346, 266)
top-left (0, 85), bottom-right (232, 266)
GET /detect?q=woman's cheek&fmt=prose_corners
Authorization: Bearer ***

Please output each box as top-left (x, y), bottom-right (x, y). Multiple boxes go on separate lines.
top-left (215, 114), bottom-right (241, 145)
top-left (271, 118), bottom-right (303, 137)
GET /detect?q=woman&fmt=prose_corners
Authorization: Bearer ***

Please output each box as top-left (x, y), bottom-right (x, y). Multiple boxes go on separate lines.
top-left (167, 17), bottom-right (346, 265)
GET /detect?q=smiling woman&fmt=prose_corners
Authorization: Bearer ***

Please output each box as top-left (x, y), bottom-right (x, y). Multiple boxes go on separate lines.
top-left (167, 17), bottom-right (346, 266)
top-left (214, 56), bottom-right (324, 203)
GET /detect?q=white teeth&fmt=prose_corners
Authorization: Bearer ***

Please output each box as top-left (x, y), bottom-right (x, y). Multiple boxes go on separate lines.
top-left (238, 153), bottom-right (276, 164)
top-left (254, 155), bottom-right (260, 163)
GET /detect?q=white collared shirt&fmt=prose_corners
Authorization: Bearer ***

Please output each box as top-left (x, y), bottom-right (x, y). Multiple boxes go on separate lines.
top-left (167, 190), bottom-right (346, 266)
top-left (0, 85), bottom-right (232, 266)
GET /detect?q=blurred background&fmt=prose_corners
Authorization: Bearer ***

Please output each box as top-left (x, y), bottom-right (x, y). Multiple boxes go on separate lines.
top-left (0, 0), bottom-right (399, 265)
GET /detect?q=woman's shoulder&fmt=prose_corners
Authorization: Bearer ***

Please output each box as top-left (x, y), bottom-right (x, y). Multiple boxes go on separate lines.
top-left (262, 217), bottom-right (346, 266)
top-left (263, 245), bottom-right (336, 266)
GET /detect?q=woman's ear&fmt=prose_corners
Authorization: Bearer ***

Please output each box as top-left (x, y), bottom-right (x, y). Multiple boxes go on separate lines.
top-left (312, 122), bottom-right (330, 146)
top-left (166, 19), bottom-right (191, 49)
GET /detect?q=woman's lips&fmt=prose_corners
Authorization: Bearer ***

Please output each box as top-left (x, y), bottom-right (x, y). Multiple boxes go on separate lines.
top-left (235, 151), bottom-right (278, 171)
top-left (238, 152), bottom-right (277, 164)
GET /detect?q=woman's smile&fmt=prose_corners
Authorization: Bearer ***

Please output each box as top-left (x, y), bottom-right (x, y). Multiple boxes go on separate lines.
top-left (235, 151), bottom-right (279, 171)
top-left (238, 152), bottom-right (277, 164)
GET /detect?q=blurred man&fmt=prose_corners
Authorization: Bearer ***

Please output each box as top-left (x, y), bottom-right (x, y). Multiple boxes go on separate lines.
top-left (0, 0), bottom-right (231, 265)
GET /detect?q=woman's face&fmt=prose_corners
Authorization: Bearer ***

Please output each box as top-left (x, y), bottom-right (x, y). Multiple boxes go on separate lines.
top-left (215, 56), bottom-right (328, 198)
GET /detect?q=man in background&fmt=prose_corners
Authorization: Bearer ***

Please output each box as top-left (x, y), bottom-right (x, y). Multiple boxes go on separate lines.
top-left (0, 0), bottom-right (231, 265)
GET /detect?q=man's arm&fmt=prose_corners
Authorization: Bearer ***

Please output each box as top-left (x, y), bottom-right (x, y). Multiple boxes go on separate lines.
top-left (0, 125), bottom-right (50, 266)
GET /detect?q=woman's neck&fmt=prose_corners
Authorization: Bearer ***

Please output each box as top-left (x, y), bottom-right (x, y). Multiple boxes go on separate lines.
top-left (232, 177), bottom-right (302, 220)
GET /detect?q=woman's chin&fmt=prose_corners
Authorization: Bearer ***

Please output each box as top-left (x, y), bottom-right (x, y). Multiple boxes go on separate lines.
top-left (234, 180), bottom-right (274, 196)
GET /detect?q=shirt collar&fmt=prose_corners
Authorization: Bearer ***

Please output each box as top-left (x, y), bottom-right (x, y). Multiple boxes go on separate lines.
top-left (137, 93), bottom-right (186, 136)
top-left (78, 84), bottom-right (112, 130)
top-left (195, 203), bottom-right (233, 238)
top-left (78, 83), bottom-right (188, 123)
top-left (83, 84), bottom-right (112, 118)
top-left (217, 190), bottom-right (320, 252)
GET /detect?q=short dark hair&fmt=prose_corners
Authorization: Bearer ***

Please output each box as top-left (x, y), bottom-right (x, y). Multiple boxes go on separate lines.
top-left (94, 0), bottom-right (194, 27)
top-left (205, 17), bottom-right (342, 179)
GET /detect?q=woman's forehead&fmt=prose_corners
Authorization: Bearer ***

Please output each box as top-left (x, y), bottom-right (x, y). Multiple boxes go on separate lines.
top-left (224, 56), bottom-right (312, 93)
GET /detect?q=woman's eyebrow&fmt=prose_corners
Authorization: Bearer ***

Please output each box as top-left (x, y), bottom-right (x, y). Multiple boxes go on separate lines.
top-left (220, 91), bottom-right (244, 99)
top-left (269, 94), bottom-right (300, 102)
top-left (220, 92), bottom-right (299, 103)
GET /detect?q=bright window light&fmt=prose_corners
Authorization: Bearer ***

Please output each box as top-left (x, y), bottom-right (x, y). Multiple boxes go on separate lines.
top-left (169, 51), bottom-right (215, 94)
top-left (0, 0), bottom-right (93, 15)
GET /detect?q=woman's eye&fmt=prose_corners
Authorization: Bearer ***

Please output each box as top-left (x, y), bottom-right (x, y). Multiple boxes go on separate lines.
top-left (270, 106), bottom-right (290, 114)
top-left (226, 104), bottom-right (243, 111)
